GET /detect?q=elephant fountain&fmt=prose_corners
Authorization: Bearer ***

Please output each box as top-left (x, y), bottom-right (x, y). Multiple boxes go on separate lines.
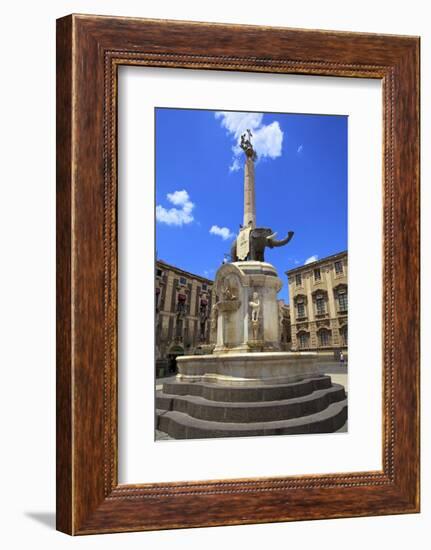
top-left (231, 227), bottom-right (294, 262)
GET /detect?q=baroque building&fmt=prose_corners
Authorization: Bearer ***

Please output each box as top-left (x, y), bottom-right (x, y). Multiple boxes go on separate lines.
top-left (278, 300), bottom-right (292, 351)
top-left (155, 260), bottom-right (214, 376)
top-left (286, 251), bottom-right (348, 352)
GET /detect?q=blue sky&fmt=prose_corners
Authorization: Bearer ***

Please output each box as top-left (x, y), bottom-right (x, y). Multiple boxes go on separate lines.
top-left (155, 108), bottom-right (347, 302)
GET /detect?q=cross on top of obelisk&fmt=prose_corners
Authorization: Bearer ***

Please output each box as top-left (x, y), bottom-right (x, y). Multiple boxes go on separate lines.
top-left (240, 129), bottom-right (257, 161)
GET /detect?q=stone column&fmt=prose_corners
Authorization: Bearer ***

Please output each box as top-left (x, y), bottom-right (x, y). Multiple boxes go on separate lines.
top-left (243, 157), bottom-right (256, 228)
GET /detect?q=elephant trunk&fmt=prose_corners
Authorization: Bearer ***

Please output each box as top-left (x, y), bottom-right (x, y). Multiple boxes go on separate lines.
top-left (267, 231), bottom-right (294, 248)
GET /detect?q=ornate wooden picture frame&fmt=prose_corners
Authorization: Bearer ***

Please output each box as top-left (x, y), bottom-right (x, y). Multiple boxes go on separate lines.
top-left (56, 14), bottom-right (420, 534)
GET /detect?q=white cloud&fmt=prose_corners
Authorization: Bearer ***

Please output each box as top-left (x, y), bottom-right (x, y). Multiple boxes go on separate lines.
top-left (215, 111), bottom-right (284, 170)
top-left (215, 111), bottom-right (263, 140)
top-left (297, 144), bottom-right (304, 154)
top-left (209, 225), bottom-right (235, 240)
top-left (156, 189), bottom-right (195, 226)
top-left (229, 158), bottom-right (241, 173)
top-left (252, 121), bottom-right (283, 159)
top-left (166, 189), bottom-right (190, 207)
top-left (304, 255), bottom-right (318, 265)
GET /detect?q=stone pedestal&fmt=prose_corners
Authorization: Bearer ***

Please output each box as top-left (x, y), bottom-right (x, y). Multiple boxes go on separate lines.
top-left (212, 261), bottom-right (282, 354)
top-left (176, 260), bottom-right (321, 386)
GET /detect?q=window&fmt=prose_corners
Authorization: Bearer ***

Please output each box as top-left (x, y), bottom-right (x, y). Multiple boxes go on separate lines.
top-left (202, 283), bottom-right (207, 290)
top-left (177, 293), bottom-right (187, 314)
top-left (318, 329), bottom-right (331, 347)
top-left (315, 295), bottom-right (326, 315)
top-left (156, 268), bottom-right (163, 277)
top-left (338, 291), bottom-right (348, 311)
top-left (340, 325), bottom-right (348, 346)
top-left (334, 261), bottom-right (343, 275)
top-left (295, 273), bottom-right (302, 286)
top-left (314, 268), bottom-right (321, 281)
top-left (179, 276), bottom-right (187, 285)
top-left (175, 318), bottom-right (183, 339)
top-left (298, 332), bottom-right (309, 349)
top-left (297, 302), bottom-right (306, 318)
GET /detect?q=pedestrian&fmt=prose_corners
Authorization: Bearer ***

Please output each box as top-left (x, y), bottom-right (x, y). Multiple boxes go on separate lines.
top-left (339, 351), bottom-right (345, 367)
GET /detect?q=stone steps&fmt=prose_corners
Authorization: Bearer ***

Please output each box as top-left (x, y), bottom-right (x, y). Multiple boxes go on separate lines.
top-left (156, 384), bottom-right (345, 423)
top-left (156, 374), bottom-right (348, 440)
top-left (156, 399), bottom-right (348, 439)
top-left (161, 375), bottom-right (332, 403)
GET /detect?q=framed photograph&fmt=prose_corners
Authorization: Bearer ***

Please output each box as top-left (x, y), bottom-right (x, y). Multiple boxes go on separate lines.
top-left (56, 14), bottom-right (420, 534)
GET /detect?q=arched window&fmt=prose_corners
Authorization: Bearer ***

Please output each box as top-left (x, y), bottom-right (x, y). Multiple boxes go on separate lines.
top-left (338, 291), bottom-right (348, 312)
top-left (317, 328), bottom-right (332, 347)
top-left (312, 289), bottom-right (328, 316)
top-left (334, 284), bottom-right (348, 313)
top-left (294, 295), bottom-right (307, 319)
top-left (297, 331), bottom-right (309, 349)
top-left (315, 293), bottom-right (326, 315)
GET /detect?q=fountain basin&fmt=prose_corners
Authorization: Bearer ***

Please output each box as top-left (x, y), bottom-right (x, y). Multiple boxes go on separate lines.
top-left (176, 351), bottom-right (319, 385)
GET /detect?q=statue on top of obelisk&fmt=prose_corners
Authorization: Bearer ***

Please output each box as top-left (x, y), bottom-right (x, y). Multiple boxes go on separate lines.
top-left (231, 128), bottom-right (294, 263)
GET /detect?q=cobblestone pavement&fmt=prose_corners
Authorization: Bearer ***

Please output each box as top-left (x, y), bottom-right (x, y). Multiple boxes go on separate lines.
top-left (317, 362), bottom-right (349, 373)
top-left (316, 362), bottom-right (348, 390)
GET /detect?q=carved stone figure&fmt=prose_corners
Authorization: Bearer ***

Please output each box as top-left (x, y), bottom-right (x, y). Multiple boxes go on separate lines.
top-left (249, 291), bottom-right (260, 322)
top-left (222, 284), bottom-right (237, 301)
top-left (249, 291), bottom-right (260, 340)
top-left (231, 227), bottom-right (294, 262)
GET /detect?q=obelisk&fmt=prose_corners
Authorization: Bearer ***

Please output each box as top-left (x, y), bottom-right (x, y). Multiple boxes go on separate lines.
top-left (241, 129), bottom-right (257, 228)
top-left (243, 155), bottom-right (256, 228)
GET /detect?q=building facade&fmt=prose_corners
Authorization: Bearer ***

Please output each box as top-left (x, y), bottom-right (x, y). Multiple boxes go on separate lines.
top-left (286, 251), bottom-right (348, 352)
top-left (278, 300), bottom-right (292, 351)
top-left (155, 260), bottom-right (214, 376)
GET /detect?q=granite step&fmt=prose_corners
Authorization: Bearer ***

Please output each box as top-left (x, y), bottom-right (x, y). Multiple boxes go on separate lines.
top-left (162, 375), bottom-right (332, 403)
top-left (157, 384), bottom-right (345, 423)
top-left (156, 399), bottom-right (348, 439)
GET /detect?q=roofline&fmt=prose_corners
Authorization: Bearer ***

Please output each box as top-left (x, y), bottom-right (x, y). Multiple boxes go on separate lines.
top-left (156, 259), bottom-right (214, 284)
top-left (285, 250), bottom-right (348, 276)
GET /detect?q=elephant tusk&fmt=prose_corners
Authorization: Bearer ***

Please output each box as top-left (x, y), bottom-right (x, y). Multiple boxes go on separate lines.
top-left (266, 232), bottom-right (277, 241)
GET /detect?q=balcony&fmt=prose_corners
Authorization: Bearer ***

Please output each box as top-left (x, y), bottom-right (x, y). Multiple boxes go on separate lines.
top-left (315, 311), bottom-right (328, 319)
top-left (296, 315), bottom-right (308, 322)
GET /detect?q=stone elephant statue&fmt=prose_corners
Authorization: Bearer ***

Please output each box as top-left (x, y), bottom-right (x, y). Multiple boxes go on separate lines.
top-left (231, 227), bottom-right (294, 262)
